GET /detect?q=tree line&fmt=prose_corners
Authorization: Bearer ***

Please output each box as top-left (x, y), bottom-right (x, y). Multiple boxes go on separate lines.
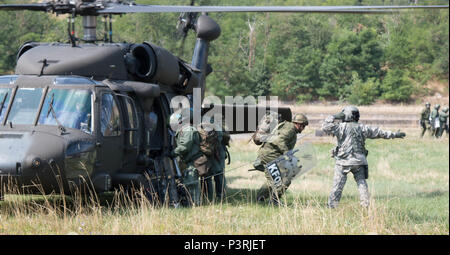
top-left (0, 0), bottom-right (448, 104)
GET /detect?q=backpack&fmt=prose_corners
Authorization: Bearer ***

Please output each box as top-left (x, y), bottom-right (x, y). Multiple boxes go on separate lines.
top-left (222, 130), bottom-right (231, 147)
top-left (197, 123), bottom-right (219, 157)
top-left (252, 111), bottom-right (280, 145)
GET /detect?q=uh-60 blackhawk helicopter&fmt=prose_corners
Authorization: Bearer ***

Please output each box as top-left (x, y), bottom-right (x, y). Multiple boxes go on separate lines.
top-left (0, 1), bottom-right (448, 206)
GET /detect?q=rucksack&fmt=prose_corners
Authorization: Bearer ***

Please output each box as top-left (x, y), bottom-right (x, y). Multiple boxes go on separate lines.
top-left (197, 123), bottom-right (219, 157)
top-left (252, 111), bottom-right (280, 145)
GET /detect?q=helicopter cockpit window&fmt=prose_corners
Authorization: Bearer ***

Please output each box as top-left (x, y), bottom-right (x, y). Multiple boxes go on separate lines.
top-left (0, 75), bottom-right (18, 84)
top-left (38, 89), bottom-right (93, 133)
top-left (0, 88), bottom-right (12, 123)
top-left (100, 93), bottom-right (121, 137)
top-left (7, 88), bottom-right (43, 125)
top-left (53, 77), bottom-right (101, 85)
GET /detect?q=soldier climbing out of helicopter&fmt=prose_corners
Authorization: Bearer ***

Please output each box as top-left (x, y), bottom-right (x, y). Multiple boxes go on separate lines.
top-left (322, 106), bottom-right (406, 209)
top-left (252, 112), bottom-right (309, 205)
top-left (169, 108), bottom-right (208, 206)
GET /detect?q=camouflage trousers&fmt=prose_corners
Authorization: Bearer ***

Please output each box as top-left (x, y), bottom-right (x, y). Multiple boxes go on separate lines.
top-left (182, 163), bottom-right (201, 206)
top-left (420, 120), bottom-right (431, 137)
top-left (436, 123), bottom-right (449, 138)
top-left (200, 158), bottom-right (226, 204)
top-left (257, 170), bottom-right (292, 205)
top-left (254, 156), bottom-right (292, 204)
top-left (328, 164), bottom-right (370, 208)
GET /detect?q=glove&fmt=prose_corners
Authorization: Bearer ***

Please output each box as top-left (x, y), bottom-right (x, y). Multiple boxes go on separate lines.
top-left (394, 130), bottom-right (406, 139)
top-left (166, 150), bottom-right (177, 158)
top-left (333, 112), bottom-right (345, 120)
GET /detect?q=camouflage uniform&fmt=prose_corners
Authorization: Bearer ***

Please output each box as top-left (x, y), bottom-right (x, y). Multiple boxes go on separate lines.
top-left (419, 103), bottom-right (431, 137)
top-left (211, 126), bottom-right (230, 201)
top-left (253, 114), bottom-right (308, 204)
top-left (437, 107), bottom-right (449, 138)
top-left (174, 124), bottom-right (204, 206)
top-left (430, 105), bottom-right (440, 137)
top-left (322, 107), bottom-right (405, 208)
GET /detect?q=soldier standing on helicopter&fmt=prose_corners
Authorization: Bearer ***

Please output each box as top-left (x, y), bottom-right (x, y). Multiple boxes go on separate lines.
top-left (322, 106), bottom-right (406, 208)
top-left (170, 108), bottom-right (207, 206)
top-left (252, 113), bottom-right (309, 205)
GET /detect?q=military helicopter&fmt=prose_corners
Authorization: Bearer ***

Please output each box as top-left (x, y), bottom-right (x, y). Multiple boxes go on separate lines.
top-left (0, 1), bottom-right (448, 206)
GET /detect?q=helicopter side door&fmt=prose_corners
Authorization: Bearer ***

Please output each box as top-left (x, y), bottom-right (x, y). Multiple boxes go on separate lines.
top-left (116, 94), bottom-right (140, 173)
top-left (95, 90), bottom-right (124, 175)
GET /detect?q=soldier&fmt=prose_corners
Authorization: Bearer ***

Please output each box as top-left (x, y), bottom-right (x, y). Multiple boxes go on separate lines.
top-left (253, 113), bottom-right (309, 205)
top-left (197, 120), bottom-right (218, 204)
top-left (430, 104), bottom-right (440, 137)
top-left (437, 106), bottom-right (449, 138)
top-left (170, 108), bottom-right (207, 206)
top-left (322, 106), bottom-right (406, 208)
top-left (212, 121), bottom-right (231, 201)
top-left (201, 119), bottom-right (231, 202)
top-left (419, 102), bottom-right (431, 137)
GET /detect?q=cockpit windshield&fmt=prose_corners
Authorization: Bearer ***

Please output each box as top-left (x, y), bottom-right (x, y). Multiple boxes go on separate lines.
top-left (0, 88), bottom-right (12, 122)
top-left (7, 88), bottom-right (43, 125)
top-left (38, 89), bottom-right (93, 133)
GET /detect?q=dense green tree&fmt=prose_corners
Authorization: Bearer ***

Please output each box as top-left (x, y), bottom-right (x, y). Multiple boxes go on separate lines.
top-left (380, 68), bottom-right (414, 102)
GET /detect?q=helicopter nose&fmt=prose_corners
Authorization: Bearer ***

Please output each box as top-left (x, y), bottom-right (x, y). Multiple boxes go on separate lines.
top-left (0, 133), bottom-right (31, 176)
top-left (0, 132), bottom-right (65, 193)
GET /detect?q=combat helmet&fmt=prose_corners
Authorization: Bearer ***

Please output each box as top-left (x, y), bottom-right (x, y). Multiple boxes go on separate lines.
top-left (435, 104), bottom-right (441, 110)
top-left (425, 102), bottom-right (431, 107)
top-left (169, 107), bottom-right (193, 131)
top-left (342, 105), bottom-right (360, 122)
top-left (443, 106), bottom-right (449, 113)
top-left (292, 113), bottom-right (309, 126)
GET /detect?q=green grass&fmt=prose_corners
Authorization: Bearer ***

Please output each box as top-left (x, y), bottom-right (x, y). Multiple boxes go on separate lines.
top-left (0, 133), bottom-right (448, 235)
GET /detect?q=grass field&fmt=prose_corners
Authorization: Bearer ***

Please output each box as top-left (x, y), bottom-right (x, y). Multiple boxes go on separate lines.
top-left (0, 129), bottom-right (448, 235)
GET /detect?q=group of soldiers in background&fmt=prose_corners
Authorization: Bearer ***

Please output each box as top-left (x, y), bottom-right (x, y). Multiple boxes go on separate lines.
top-left (169, 109), bottom-right (230, 206)
top-left (420, 102), bottom-right (449, 138)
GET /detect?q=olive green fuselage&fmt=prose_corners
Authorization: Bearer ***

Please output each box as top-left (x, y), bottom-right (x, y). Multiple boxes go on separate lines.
top-left (0, 74), bottom-right (177, 195)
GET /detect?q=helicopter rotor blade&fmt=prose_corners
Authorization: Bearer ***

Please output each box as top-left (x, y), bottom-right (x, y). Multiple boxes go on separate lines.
top-left (0, 3), bottom-right (53, 12)
top-left (0, 2), bottom-right (448, 15)
top-left (98, 4), bottom-right (449, 14)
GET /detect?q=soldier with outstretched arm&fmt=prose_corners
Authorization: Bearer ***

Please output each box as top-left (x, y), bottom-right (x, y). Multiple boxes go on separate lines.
top-left (322, 106), bottom-right (406, 208)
